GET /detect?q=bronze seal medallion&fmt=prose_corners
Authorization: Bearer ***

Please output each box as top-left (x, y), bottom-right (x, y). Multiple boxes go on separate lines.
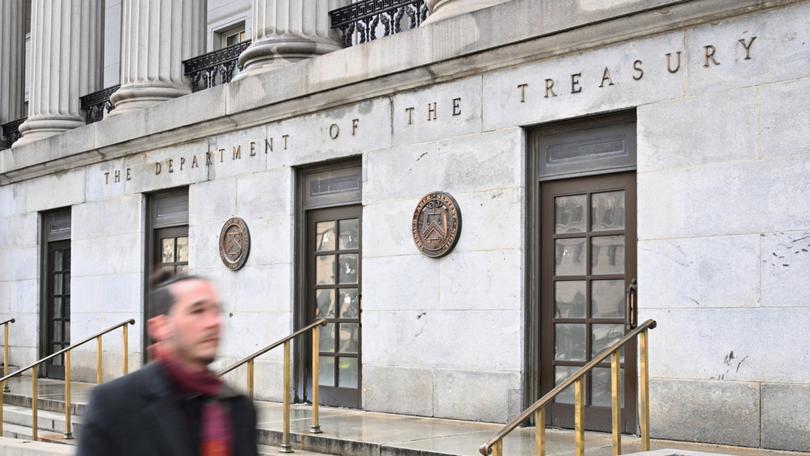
top-left (219, 217), bottom-right (251, 270)
top-left (412, 192), bottom-right (462, 258)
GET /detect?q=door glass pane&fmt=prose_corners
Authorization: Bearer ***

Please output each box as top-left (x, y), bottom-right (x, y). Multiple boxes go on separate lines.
top-left (339, 219), bottom-right (360, 250)
top-left (54, 250), bottom-right (64, 272)
top-left (591, 191), bottom-right (625, 232)
top-left (592, 280), bottom-right (625, 318)
top-left (339, 289), bottom-right (360, 318)
top-left (555, 238), bottom-right (586, 276)
top-left (176, 237), bottom-right (189, 262)
top-left (54, 297), bottom-right (62, 317)
top-left (592, 324), bottom-right (625, 360)
top-left (338, 357), bottom-right (359, 388)
top-left (316, 289), bottom-right (335, 318)
top-left (161, 239), bottom-right (175, 263)
top-left (65, 273), bottom-right (71, 293)
top-left (555, 324), bottom-right (586, 361)
top-left (591, 367), bottom-right (624, 407)
top-left (316, 255), bottom-right (336, 285)
top-left (338, 254), bottom-right (359, 284)
top-left (555, 195), bottom-right (586, 233)
top-left (320, 323), bottom-right (336, 353)
top-left (339, 323), bottom-right (360, 354)
top-left (65, 321), bottom-right (70, 341)
top-left (54, 274), bottom-right (63, 293)
top-left (591, 236), bottom-right (625, 275)
top-left (316, 222), bottom-right (336, 251)
top-left (177, 265), bottom-right (188, 273)
top-left (555, 281), bottom-right (586, 318)
top-left (554, 366), bottom-right (578, 404)
top-left (319, 357), bottom-right (335, 387)
top-left (52, 346), bottom-right (63, 366)
top-left (53, 322), bottom-right (62, 341)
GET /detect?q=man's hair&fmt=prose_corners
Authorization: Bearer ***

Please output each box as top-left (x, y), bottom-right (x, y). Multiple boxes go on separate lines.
top-left (147, 270), bottom-right (206, 319)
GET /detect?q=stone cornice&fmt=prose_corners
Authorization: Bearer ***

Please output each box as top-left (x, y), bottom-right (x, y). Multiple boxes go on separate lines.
top-left (0, 0), bottom-right (799, 185)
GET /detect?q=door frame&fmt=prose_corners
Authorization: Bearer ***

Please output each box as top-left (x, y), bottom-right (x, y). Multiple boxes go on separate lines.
top-left (39, 208), bottom-right (72, 380)
top-left (523, 110), bottom-right (637, 428)
top-left (293, 158), bottom-right (362, 405)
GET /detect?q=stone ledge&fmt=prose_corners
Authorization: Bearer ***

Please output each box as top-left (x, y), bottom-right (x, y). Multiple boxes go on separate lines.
top-left (0, 0), bottom-right (800, 184)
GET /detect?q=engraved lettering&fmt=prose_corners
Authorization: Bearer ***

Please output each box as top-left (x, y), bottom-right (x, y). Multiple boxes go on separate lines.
top-left (352, 118), bottom-right (359, 136)
top-left (232, 145), bottom-right (241, 160)
top-left (155, 162), bottom-right (162, 175)
top-left (452, 98), bottom-right (461, 116)
top-left (104, 171), bottom-right (110, 184)
top-left (633, 59), bottom-right (644, 80)
top-left (167, 159), bottom-right (174, 173)
top-left (570, 73), bottom-right (582, 94)
top-left (179, 157), bottom-right (186, 171)
top-left (739, 36), bottom-right (756, 60)
top-left (191, 155), bottom-right (199, 168)
top-left (114, 170), bottom-right (121, 183)
top-left (219, 148), bottom-right (224, 163)
top-left (206, 152), bottom-right (212, 166)
top-left (282, 134), bottom-right (289, 150)
top-left (517, 83), bottom-right (528, 103)
top-left (704, 45), bottom-right (720, 67)
top-left (406, 107), bottom-right (415, 125)
top-left (427, 102), bottom-right (437, 121)
top-left (666, 51), bottom-right (682, 73)
top-left (599, 67), bottom-right (615, 87)
top-left (126, 168), bottom-right (132, 181)
top-left (329, 124), bottom-right (340, 139)
top-left (249, 141), bottom-right (256, 156)
top-left (265, 138), bottom-right (273, 153)
top-left (544, 78), bottom-right (557, 98)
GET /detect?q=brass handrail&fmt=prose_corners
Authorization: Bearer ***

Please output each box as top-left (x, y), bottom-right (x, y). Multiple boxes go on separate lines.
top-left (0, 319), bottom-right (135, 440)
top-left (1, 318), bottom-right (14, 393)
top-left (480, 319), bottom-right (657, 456)
top-left (219, 318), bottom-right (328, 453)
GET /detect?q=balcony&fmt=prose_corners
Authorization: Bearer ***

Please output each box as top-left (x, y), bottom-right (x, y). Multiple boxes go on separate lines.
top-left (183, 40), bottom-right (251, 93)
top-left (1, 117), bottom-right (25, 150)
top-left (330, 0), bottom-right (428, 48)
top-left (80, 85), bottom-right (121, 125)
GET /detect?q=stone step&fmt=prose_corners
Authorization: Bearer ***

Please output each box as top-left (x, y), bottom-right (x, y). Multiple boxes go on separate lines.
top-left (2, 405), bottom-right (81, 436)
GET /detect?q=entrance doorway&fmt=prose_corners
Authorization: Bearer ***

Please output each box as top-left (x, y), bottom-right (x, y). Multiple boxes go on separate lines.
top-left (526, 111), bottom-right (638, 432)
top-left (540, 172), bottom-right (637, 432)
top-left (41, 209), bottom-right (71, 379)
top-left (299, 162), bottom-right (362, 409)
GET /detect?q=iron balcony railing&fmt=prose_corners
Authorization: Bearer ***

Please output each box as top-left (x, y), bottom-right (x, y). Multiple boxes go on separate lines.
top-left (80, 85), bottom-right (121, 124)
top-left (183, 40), bottom-right (251, 93)
top-left (1, 117), bottom-right (25, 149)
top-left (330, 0), bottom-right (428, 48)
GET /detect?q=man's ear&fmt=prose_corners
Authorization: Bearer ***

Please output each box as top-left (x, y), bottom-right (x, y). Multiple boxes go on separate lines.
top-left (147, 315), bottom-right (169, 342)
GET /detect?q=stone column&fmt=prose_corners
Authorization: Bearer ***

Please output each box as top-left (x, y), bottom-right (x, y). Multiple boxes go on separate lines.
top-left (237, 0), bottom-right (348, 77)
top-left (110, 0), bottom-right (206, 115)
top-left (0, 0), bottom-right (26, 135)
top-left (14, 0), bottom-right (103, 148)
top-left (423, 0), bottom-right (513, 25)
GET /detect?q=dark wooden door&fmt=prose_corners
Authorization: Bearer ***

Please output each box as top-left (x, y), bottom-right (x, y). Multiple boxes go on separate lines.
top-left (44, 240), bottom-right (71, 379)
top-left (540, 172), bottom-right (637, 433)
top-left (306, 205), bottom-right (362, 408)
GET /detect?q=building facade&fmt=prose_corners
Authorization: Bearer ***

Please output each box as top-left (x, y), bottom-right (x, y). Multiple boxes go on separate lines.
top-left (1, 0), bottom-right (809, 452)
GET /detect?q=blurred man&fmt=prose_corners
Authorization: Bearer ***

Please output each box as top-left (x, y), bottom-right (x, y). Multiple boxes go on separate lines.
top-left (77, 273), bottom-right (258, 456)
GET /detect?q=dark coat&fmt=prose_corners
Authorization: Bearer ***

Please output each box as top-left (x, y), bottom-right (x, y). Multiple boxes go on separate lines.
top-left (76, 362), bottom-right (259, 456)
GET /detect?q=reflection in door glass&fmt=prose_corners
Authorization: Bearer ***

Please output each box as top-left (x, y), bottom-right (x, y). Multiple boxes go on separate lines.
top-left (555, 281), bottom-right (586, 318)
top-left (555, 238), bottom-right (586, 276)
top-left (555, 195), bottom-right (586, 233)
top-left (339, 358), bottom-right (358, 388)
top-left (555, 324), bottom-right (586, 361)
top-left (591, 236), bottom-right (625, 275)
top-left (339, 219), bottom-right (360, 250)
top-left (591, 191), bottom-right (625, 232)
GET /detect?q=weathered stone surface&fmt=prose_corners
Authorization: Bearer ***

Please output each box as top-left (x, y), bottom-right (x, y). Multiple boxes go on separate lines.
top-left (233, 264), bottom-right (293, 313)
top-left (434, 369), bottom-right (521, 423)
top-left (760, 78), bottom-right (810, 159)
top-left (363, 366), bottom-right (434, 417)
top-left (22, 169), bottom-right (86, 213)
top-left (71, 233), bottom-right (143, 277)
top-left (650, 378), bottom-right (760, 447)
top-left (637, 86), bottom-right (759, 173)
top-left (641, 307), bottom-right (810, 383)
top-left (0, 436), bottom-right (73, 455)
top-left (638, 235), bottom-right (760, 309)
top-left (637, 156), bottom-right (810, 240)
top-left (760, 231), bottom-right (810, 307)
top-left (761, 383), bottom-right (810, 452)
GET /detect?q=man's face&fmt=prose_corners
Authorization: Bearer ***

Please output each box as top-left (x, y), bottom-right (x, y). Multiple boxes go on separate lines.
top-left (150, 279), bottom-right (222, 368)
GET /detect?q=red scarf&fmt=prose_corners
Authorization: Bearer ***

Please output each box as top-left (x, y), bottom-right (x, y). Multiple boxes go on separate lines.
top-left (158, 354), bottom-right (232, 456)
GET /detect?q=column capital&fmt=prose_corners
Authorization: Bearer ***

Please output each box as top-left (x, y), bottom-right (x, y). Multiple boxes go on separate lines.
top-left (423, 0), bottom-right (513, 25)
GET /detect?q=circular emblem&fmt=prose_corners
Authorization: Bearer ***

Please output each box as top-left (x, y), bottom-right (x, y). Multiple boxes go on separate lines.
top-left (219, 217), bottom-right (251, 271)
top-left (412, 192), bottom-right (462, 258)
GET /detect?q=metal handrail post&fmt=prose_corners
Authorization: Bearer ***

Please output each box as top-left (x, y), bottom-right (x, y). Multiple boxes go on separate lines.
top-left (280, 341), bottom-right (293, 453)
top-left (310, 325), bottom-right (322, 434)
top-left (65, 351), bottom-right (73, 439)
top-left (639, 329), bottom-right (651, 451)
top-left (122, 324), bottom-right (129, 375)
top-left (574, 379), bottom-right (585, 456)
top-left (31, 365), bottom-right (38, 441)
top-left (535, 407), bottom-right (545, 456)
top-left (3, 319), bottom-right (13, 393)
top-left (96, 336), bottom-right (103, 384)
top-left (611, 351), bottom-right (621, 455)
top-left (246, 359), bottom-right (254, 401)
